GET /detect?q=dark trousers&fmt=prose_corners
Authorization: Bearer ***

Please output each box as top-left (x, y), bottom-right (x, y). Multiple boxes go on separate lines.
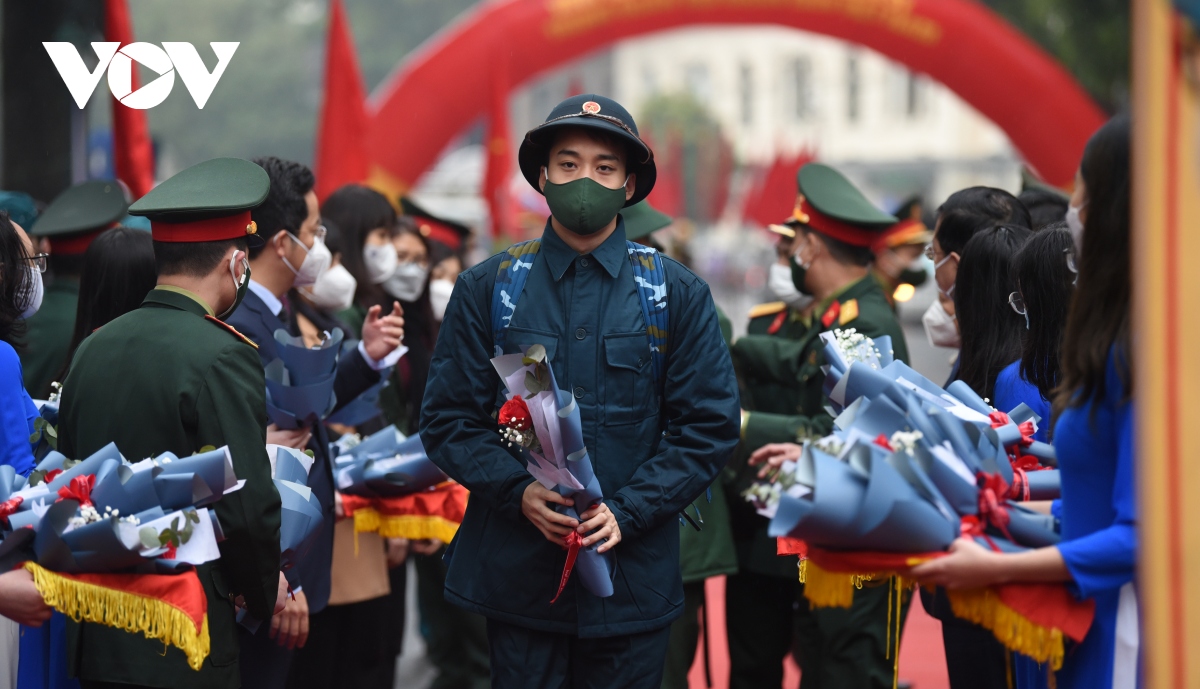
top-left (79, 683), bottom-right (154, 689)
top-left (661, 580), bottom-right (706, 689)
top-left (414, 551), bottom-right (490, 689)
top-left (237, 617), bottom-right (294, 689)
top-left (486, 618), bottom-right (672, 689)
top-left (285, 564), bottom-right (404, 689)
top-left (921, 587), bottom-right (1011, 689)
top-left (726, 570), bottom-right (909, 689)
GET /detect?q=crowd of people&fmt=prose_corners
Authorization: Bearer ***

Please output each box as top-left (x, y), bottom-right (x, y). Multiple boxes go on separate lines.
top-left (0, 94), bottom-right (1134, 689)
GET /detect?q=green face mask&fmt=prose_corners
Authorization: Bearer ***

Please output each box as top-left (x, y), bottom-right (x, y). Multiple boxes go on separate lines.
top-left (789, 255), bottom-right (812, 296)
top-left (217, 256), bottom-right (251, 320)
top-left (543, 175), bottom-right (629, 236)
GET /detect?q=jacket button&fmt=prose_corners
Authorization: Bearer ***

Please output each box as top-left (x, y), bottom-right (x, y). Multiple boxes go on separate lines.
top-left (580, 258), bottom-right (590, 267)
top-left (575, 327), bottom-right (586, 340)
top-left (573, 387), bottom-right (585, 399)
top-left (637, 357), bottom-right (644, 367)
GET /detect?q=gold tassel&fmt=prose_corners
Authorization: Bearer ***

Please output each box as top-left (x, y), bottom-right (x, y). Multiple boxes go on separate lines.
top-left (24, 562), bottom-right (211, 671)
top-left (945, 587), bottom-right (1065, 670)
top-left (352, 509), bottom-right (460, 543)
top-left (800, 559), bottom-right (857, 608)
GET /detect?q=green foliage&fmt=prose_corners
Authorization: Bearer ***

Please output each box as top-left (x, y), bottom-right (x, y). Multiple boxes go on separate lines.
top-left (29, 417), bottom-right (57, 450)
top-left (139, 509), bottom-right (201, 551)
top-left (637, 93), bottom-right (733, 223)
top-left (981, 0), bottom-right (1129, 111)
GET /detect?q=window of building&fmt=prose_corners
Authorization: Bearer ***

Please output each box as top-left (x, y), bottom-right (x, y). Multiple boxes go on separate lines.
top-left (739, 63), bottom-right (754, 125)
top-left (789, 57), bottom-right (814, 121)
top-left (906, 71), bottom-right (925, 118)
top-left (846, 54), bottom-right (860, 123)
top-left (685, 63), bottom-right (711, 103)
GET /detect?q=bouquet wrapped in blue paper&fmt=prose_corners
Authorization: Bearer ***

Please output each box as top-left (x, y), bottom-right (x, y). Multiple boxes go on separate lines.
top-left (332, 428), bottom-right (466, 543)
top-left (265, 328), bottom-right (344, 429)
top-left (0, 443), bottom-right (244, 670)
top-left (491, 345), bottom-right (613, 603)
top-left (745, 329), bottom-right (1083, 669)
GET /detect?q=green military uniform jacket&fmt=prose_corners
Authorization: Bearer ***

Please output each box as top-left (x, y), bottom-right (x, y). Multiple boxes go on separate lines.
top-left (727, 275), bottom-right (910, 576)
top-left (58, 288), bottom-right (283, 689)
top-left (21, 276), bottom-right (78, 399)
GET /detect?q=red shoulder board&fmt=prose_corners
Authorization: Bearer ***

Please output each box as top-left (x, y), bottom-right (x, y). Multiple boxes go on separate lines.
top-left (820, 301), bottom-right (841, 329)
top-left (204, 315), bottom-right (259, 349)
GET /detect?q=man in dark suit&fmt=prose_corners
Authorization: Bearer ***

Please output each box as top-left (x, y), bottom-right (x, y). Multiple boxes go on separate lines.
top-left (227, 157), bottom-right (405, 688)
top-left (58, 157), bottom-right (288, 688)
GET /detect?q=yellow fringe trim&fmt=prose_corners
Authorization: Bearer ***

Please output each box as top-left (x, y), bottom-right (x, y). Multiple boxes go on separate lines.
top-left (946, 587), bottom-right (1065, 671)
top-left (800, 559), bottom-right (869, 608)
top-left (351, 509), bottom-right (460, 543)
top-left (23, 561), bottom-right (210, 671)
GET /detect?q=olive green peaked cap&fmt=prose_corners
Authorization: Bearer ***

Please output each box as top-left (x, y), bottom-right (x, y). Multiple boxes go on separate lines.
top-left (621, 201), bottom-right (672, 241)
top-left (129, 158), bottom-right (269, 245)
top-left (797, 164), bottom-right (896, 227)
top-left (32, 180), bottom-right (128, 238)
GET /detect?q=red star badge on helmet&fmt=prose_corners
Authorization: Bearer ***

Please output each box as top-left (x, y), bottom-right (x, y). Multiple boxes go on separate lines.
top-left (582, 101), bottom-right (601, 114)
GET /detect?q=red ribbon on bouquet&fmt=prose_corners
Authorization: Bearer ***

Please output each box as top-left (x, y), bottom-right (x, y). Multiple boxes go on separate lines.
top-left (550, 531), bottom-right (583, 604)
top-left (56, 474), bottom-right (95, 507)
top-left (0, 496), bottom-right (23, 524)
top-left (988, 411), bottom-right (1035, 448)
top-left (972, 472), bottom-right (1015, 547)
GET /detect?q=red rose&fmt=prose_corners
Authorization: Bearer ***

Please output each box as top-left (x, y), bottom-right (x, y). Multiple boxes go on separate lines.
top-left (499, 395), bottom-right (533, 431)
top-left (56, 474), bottom-right (95, 507)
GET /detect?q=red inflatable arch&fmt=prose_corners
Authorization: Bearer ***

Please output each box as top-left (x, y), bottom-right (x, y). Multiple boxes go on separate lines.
top-left (365, 0), bottom-right (1105, 192)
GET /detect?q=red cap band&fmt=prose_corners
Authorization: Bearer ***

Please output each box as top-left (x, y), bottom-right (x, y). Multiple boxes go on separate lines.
top-left (151, 211), bottom-right (257, 243)
top-left (418, 219), bottom-right (463, 251)
top-left (48, 227), bottom-right (108, 255)
top-left (793, 199), bottom-right (883, 248)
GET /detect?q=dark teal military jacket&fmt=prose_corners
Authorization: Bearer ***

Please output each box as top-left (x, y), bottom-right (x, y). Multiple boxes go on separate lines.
top-left (58, 288), bottom-right (282, 689)
top-left (420, 221), bottom-right (740, 638)
top-left (727, 275), bottom-right (910, 576)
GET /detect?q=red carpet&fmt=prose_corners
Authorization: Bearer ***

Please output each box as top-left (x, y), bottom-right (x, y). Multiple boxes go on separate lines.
top-left (687, 576), bottom-right (950, 689)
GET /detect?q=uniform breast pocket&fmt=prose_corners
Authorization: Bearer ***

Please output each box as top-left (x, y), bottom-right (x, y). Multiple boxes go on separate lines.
top-left (603, 332), bottom-right (655, 426)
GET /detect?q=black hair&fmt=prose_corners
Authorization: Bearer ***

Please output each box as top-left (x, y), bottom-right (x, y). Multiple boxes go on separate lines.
top-left (320, 184), bottom-right (397, 308)
top-left (0, 211), bottom-right (31, 349)
top-left (1057, 114), bottom-right (1131, 413)
top-left (321, 216), bottom-right (345, 259)
top-left (61, 227), bottom-right (157, 380)
top-left (249, 157), bottom-right (315, 259)
top-left (1014, 224), bottom-right (1074, 402)
top-left (1018, 188), bottom-right (1069, 231)
top-left (935, 187), bottom-right (1032, 257)
top-left (543, 126), bottom-right (637, 172)
top-left (47, 252), bottom-right (86, 277)
top-left (805, 229), bottom-right (874, 267)
top-left (953, 223), bottom-right (1033, 401)
top-left (154, 237), bottom-right (247, 278)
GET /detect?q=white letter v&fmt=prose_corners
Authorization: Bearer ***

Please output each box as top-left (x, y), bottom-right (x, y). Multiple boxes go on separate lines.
top-left (43, 42), bottom-right (120, 109)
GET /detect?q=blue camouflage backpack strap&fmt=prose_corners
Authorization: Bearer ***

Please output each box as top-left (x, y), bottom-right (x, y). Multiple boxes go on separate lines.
top-left (491, 240), bottom-right (542, 355)
top-left (626, 241), bottom-right (669, 389)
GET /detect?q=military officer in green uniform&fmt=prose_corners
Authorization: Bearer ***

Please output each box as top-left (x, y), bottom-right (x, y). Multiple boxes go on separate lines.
top-left (725, 163), bottom-right (911, 689)
top-left (22, 180), bottom-right (128, 398)
top-left (869, 199), bottom-right (932, 310)
top-left (58, 158), bottom-right (287, 689)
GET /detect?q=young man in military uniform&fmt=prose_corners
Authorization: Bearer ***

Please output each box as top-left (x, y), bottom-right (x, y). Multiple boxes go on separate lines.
top-left (725, 163), bottom-right (911, 689)
top-left (22, 180), bottom-right (128, 398)
top-left (57, 158), bottom-right (289, 689)
top-left (420, 95), bottom-right (740, 689)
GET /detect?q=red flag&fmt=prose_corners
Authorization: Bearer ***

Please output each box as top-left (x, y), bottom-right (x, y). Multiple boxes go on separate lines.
top-left (314, 0), bottom-right (369, 202)
top-left (105, 0), bottom-right (154, 199)
top-left (742, 147), bottom-right (817, 228)
top-left (483, 49), bottom-right (513, 238)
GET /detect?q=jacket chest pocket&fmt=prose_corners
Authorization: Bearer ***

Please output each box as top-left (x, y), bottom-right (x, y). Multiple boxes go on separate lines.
top-left (603, 332), bottom-right (655, 426)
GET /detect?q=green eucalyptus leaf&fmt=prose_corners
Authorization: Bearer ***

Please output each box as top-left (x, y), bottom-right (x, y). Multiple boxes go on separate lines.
top-left (197, 445), bottom-right (216, 454)
top-left (522, 344), bottom-right (546, 365)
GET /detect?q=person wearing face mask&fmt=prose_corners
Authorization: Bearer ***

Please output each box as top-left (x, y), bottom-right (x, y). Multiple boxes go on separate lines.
top-left (726, 163), bottom-right (910, 689)
top-left (748, 221), bottom-right (815, 337)
top-left (21, 181), bottom-right (129, 401)
top-left (221, 159), bottom-right (403, 689)
top-left (56, 158), bottom-right (290, 689)
top-left (923, 187), bottom-right (1033, 365)
top-left (420, 94), bottom-right (739, 689)
top-left (400, 196), bottom-right (473, 323)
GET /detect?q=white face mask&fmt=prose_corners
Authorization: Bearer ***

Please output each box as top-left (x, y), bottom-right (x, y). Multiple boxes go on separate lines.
top-left (428, 279), bottom-right (455, 321)
top-left (301, 263), bottom-right (357, 312)
top-left (281, 232), bottom-right (331, 288)
top-left (19, 267), bottom-right (43, 319)
top-left (767, 263), bottom-right (813, 310)
top-left (382, 261), bottom-right (429, 302)
top-left (1066, 203), bottom-right (1085, 255)
top-left (364, 243), bottom-right (399, 285)
top-left (922, 299), bottom-right (960, 349)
